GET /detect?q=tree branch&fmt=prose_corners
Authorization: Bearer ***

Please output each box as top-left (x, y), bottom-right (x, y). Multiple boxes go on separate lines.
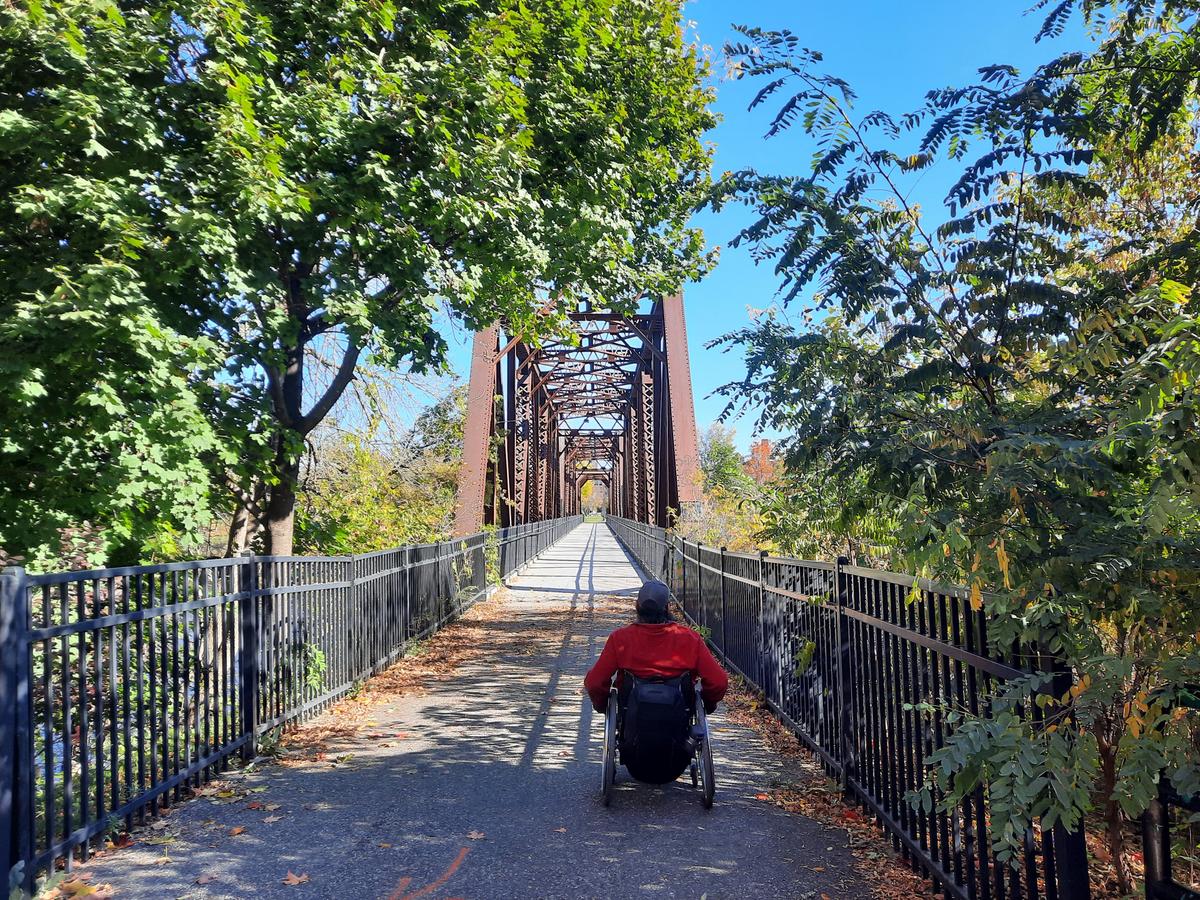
top-left (297, 337), bottom-right (361, 436)
top-left (263, 361), bottom-right (295, 428)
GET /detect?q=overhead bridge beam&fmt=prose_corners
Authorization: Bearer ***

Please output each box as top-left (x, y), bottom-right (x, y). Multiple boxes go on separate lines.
top-left (452, 293), bottom-right (701, 534)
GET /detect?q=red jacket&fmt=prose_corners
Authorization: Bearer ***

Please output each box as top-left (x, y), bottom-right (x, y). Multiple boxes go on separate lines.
top-left (584, 622), bottom-right (729, 712)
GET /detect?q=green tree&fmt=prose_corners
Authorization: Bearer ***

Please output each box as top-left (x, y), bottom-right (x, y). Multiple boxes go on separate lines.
top-left (714, 6), bottom-right (1200, 887)
top-left (0, 2), bottom-right (227, 567)
top-left (699, 423), bottom-right (745, 493)
top-left (160, 0), bottom-right (716, 556)
top-left (3, 0), bottom-right (716, 558)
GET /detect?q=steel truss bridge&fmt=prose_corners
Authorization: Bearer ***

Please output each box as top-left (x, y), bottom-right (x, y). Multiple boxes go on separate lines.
top-left (452, 293), bottom-right (702, 534)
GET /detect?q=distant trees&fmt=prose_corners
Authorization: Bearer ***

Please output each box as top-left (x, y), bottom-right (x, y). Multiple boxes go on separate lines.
top-left (287, 385), bottom-right (467, 554)
top-left (698, 424), bottom-right (745, 493)
top-left (714, 2), bottom-right (1200, 887)
top-left (743, 439), bottom-right (778, 484)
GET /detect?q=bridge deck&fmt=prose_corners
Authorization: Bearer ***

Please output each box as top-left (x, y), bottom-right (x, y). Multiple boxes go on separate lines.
top-left (79, 524), bottom-right (864, 899)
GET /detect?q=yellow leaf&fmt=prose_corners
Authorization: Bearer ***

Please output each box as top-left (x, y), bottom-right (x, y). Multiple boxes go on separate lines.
top-left (996, 539), bottom-right (1011, 589)
top-left (969, 581), bottom-right (983, 611)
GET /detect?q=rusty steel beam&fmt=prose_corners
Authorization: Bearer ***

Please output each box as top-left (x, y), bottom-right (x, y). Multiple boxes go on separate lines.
top-left (662, 292), bottom-right (701, 505)
top-left (453, 327), bottom-right (500, 536)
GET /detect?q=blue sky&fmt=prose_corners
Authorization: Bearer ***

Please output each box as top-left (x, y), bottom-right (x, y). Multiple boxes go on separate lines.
top-left (441, 0), bottom-right (1093, 451)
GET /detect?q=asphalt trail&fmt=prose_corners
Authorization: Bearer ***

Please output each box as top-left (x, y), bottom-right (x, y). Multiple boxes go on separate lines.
top-left (81, 524), bottom-right (866, 900)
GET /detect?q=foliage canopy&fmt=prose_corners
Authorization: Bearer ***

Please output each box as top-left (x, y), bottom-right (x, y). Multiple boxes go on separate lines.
top-left (712, 3), bottom-right (1200, 884)
top-left (0, 0), bottom-right (716, 561)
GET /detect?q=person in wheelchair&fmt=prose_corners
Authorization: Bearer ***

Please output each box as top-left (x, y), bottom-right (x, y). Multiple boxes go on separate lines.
top-left (584, 580), bottom-right (728, 784)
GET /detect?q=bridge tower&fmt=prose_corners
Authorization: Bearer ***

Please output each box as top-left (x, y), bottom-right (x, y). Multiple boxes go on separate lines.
top-left (452, 294), bottom-right (702, 534)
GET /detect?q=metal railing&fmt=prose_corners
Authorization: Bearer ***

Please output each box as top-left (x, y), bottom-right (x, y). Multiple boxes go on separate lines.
top-left (1144, 777), bottom-right (1200, 900)
top-left (0, 516), bottom-right (580, 889)
top-left (609, 516), bottom-right (1092, 900)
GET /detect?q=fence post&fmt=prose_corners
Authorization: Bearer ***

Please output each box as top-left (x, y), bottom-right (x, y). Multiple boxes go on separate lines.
top-left (403, 546), bottom-right (412, 646)
top-left (679, 538), bottom-right (688, 621)
top-left (719, 547), bottom-right (728, 658)
top-left (1040, 665), bottom-right (1093, 900)
top-left (238, 552), bottom-right (261, 761)
top-left (758, 550), bottom-right (768, 692)
top-left (1141, 785), bottom-right (1171, 898)
top-left (835, 556), bottom-right (854, 794)
top-left (1, 566), bottom-right (30, 891)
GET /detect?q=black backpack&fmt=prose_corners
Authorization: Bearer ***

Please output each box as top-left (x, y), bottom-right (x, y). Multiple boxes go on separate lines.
top-left (619, 673), bottom-right (692, 758)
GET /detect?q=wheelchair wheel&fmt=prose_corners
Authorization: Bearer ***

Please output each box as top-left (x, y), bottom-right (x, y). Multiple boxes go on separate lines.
top-left (696, 703), bottom-right (715, 809)
top-left (601, 692), bottom-right (617, 806)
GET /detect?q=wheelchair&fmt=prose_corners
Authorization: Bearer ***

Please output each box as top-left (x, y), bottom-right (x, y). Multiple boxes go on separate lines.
top-left (599, 671), bottom-right (715, 808)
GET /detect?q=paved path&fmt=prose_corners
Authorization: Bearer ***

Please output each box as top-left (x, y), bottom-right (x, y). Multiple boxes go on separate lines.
top-left (82, 524), bottom-right (865, 900)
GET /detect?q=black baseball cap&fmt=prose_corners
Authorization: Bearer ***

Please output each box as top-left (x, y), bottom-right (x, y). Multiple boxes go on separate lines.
top-left (636, 580), bottom-right (670, 620)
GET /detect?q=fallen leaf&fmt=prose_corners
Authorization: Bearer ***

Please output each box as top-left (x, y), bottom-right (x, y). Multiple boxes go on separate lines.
top-left (553, 827), bottom-right (567, 833)
top-left (378, 842), bottom-right (392, 848)
top-left (247, 801), bottom-right (265, 810)
top-left (264, 815), bottom-right (284, 824)
top-left (195, 873), bottom-right (217, 885)
top-left (265, 803), bottom-right (282, 811)
top-left (282, 871), bottom-right (310, 886)
top-left (466, 830), bottom-right (486, 840)
top-left (755, 793), bottom-right (771, 801)
top-left (216, 790), bottom-right (237, 799)
top-left (229, 826), bottom-right (246, 836)
top-left (60, 880), bottom-right (97, 896)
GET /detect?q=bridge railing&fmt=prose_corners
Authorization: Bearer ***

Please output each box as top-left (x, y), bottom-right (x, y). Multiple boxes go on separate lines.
top-left (0, 515), bottom-right (581, 889)
top-left (609, 515), bottom-right (1092, 900)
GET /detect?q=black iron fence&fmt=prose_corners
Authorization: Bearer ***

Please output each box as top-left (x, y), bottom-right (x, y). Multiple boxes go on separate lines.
top-left (609, 516), bottom-right (1092, 900)
top-left (1144, 782), bottom-right (1200, 900)
top-left (0, 516), bottom-right (580, 890)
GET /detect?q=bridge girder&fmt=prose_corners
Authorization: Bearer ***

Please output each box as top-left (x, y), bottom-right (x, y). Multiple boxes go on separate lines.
top-left (452, 294), bottom-right (701, 533)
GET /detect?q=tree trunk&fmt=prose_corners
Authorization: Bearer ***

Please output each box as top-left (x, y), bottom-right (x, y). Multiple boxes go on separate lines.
top-left (259, 320), bottom-right (361, 557)
top-left (225, 501), bottom-right (251, 557)
top-left (263, 336), bottom-right (306, 558)
top-left (1099, 738), bottom-right (1132, 895)
top-left (225, 477), bottom-right (264, 557)
top-left (264, 446), bottom-right (301, 556)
